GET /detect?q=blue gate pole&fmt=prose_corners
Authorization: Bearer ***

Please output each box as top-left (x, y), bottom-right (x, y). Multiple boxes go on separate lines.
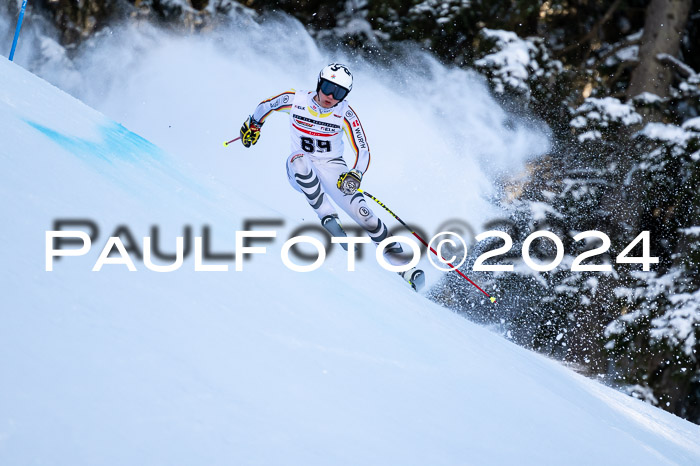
top-left (9, 0), bottom-right (29, 61)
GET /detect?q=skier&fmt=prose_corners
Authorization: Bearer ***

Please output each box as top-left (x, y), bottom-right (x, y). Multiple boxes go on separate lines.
top-left (239, 63), bottom-right (424, 291)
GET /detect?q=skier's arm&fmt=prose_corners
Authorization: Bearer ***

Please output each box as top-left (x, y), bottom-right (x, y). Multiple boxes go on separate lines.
top-left (342, 105), bottom-right (371, 174)
top-left (252, 90), bottom-right (295, 124)
top-left (240, 90), bottom-right (294, 148)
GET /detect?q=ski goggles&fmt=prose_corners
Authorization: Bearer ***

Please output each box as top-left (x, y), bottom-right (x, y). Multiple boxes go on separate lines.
top-left (319, 79), bottom-right (350, 100)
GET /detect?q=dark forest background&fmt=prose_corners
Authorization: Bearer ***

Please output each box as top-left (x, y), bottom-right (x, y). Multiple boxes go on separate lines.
top-left (6, 0), bottom-right (699, 424)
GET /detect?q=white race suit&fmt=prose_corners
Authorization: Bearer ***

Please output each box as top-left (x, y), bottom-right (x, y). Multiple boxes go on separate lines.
top-left (251, 89), bottom-right (402, 257)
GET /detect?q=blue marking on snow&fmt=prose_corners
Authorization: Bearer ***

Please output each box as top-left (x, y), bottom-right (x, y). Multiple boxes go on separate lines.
top-left (24, 118), bottom-right (210, 199)
top-left (25, 119), bottom-right (165, 164)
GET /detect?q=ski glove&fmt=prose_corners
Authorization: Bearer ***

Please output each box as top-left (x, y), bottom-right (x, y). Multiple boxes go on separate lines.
top-left (337, 169), bottom-right (363, 195)
top-left (240, 116), bottom-right (263, 148)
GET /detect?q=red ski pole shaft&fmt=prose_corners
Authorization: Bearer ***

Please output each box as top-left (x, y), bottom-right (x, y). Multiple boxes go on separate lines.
top-left (358, 188), bottom-right (496, 304)
top-left (223, 136), bottom-right (241, 147)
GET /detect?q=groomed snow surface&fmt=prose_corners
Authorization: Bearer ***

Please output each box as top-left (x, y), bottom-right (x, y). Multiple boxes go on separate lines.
top-left (2, 58), bottom-right (700, 465)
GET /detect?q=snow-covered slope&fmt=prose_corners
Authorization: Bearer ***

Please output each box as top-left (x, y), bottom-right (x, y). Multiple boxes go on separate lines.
top-left (2, 58), bottom-right (700, 465)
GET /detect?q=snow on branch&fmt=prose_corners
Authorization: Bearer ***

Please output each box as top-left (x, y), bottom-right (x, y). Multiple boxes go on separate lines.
top-left (474, 29), bottom-right (538, 96)
top-left (656, 53), bottom-right (699, 80)
top-left (569, 97), bottom-right (642, 141)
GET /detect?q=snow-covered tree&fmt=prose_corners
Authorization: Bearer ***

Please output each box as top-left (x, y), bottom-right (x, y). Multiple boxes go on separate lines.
top-left (604, 114), bottom-right (700, 421)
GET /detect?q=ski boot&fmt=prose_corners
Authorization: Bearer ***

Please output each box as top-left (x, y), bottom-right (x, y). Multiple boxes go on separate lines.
top-left (321, 214), bottom-right (349, 251)
top-left (399, 267), bottom-right (425, 292)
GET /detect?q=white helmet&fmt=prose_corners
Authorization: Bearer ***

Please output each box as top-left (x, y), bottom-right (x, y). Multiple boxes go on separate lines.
top-left (317, 63), bottom-right (353, 100)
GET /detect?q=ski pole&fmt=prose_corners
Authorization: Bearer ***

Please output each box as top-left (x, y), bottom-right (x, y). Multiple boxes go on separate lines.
top-left (223, 136), bottom-right (241, 147)
top-left (358, 188), bottom-right (496, 304)
top-left (9, 0), bottom-right (28, 62)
